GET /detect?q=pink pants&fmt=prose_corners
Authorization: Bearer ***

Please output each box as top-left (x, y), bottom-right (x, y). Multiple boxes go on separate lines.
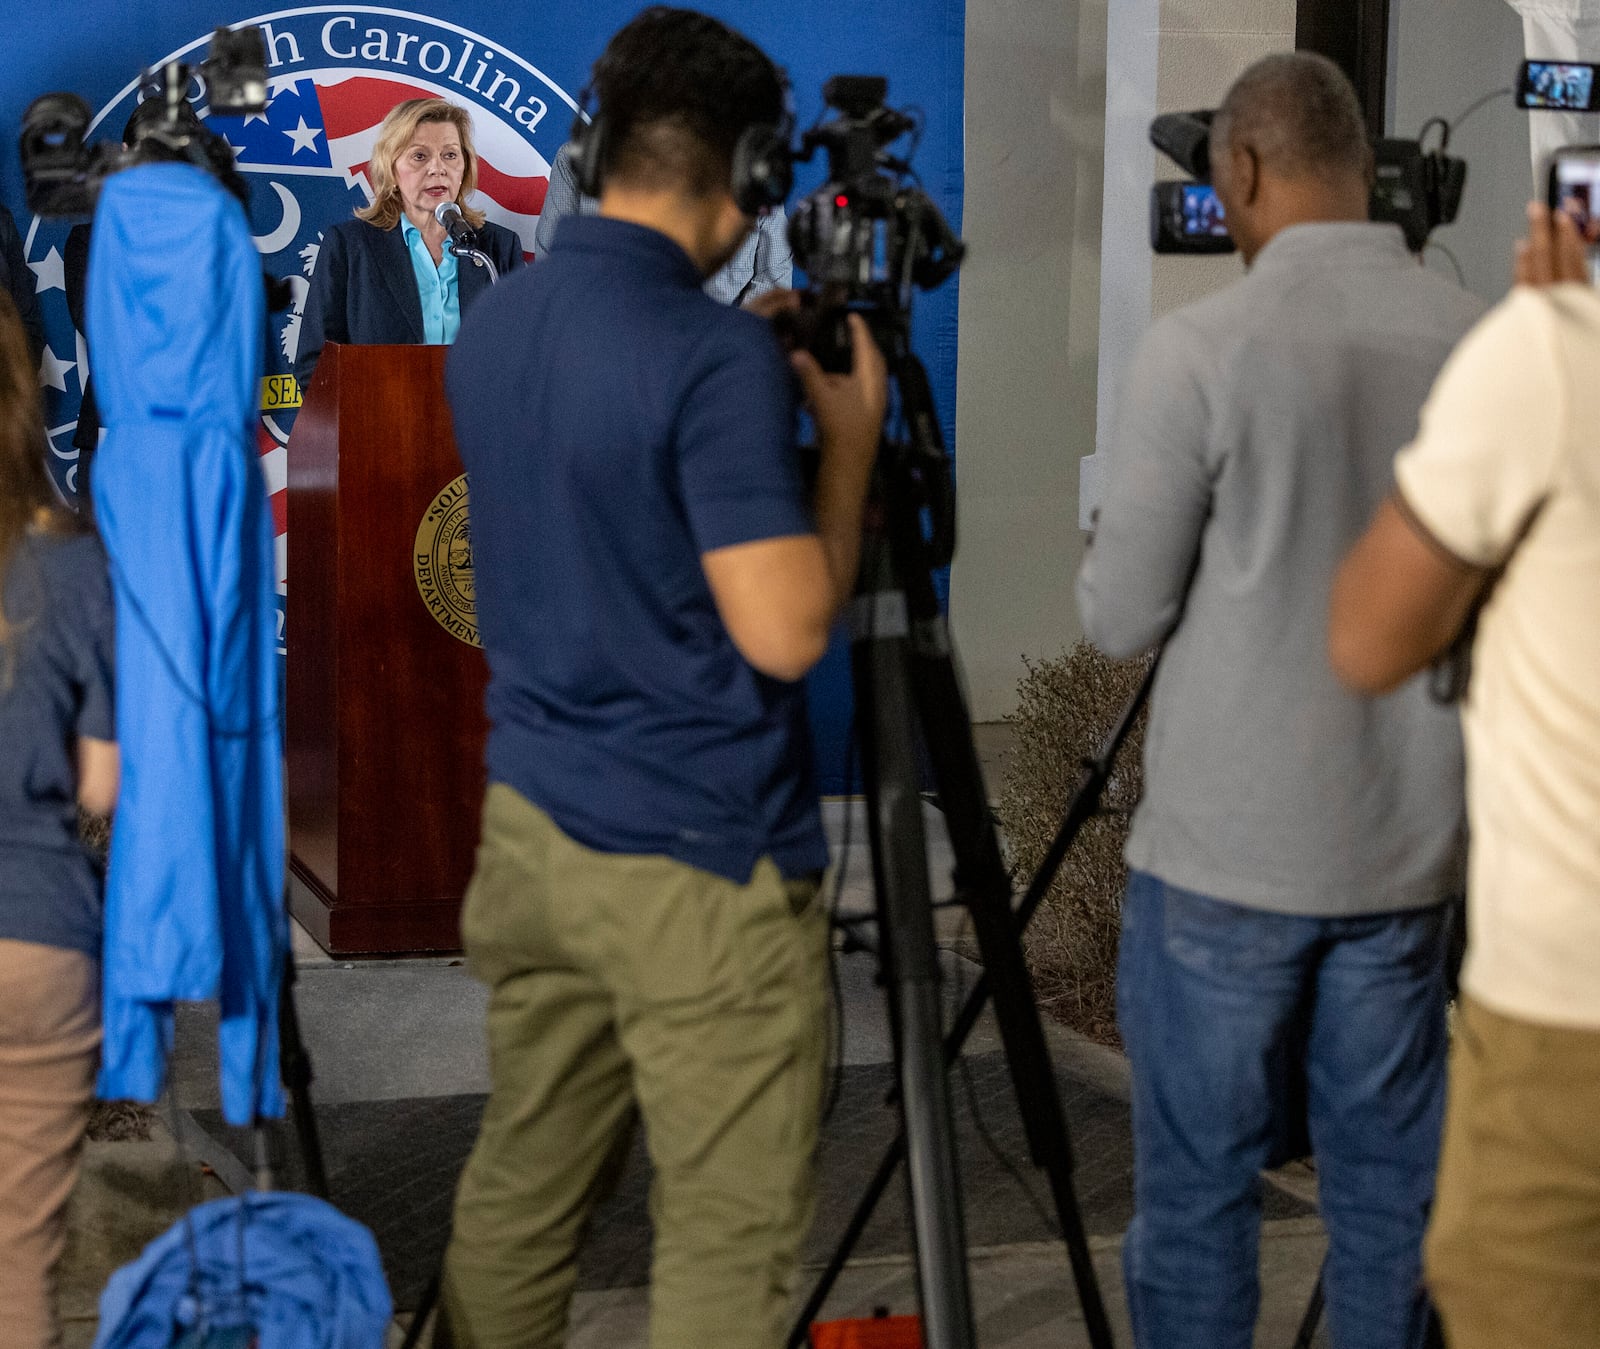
top-left (0, 939), bottom-right (101, 1349)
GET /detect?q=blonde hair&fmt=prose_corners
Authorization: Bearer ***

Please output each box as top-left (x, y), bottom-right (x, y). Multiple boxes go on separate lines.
top-left (356, 99), bottom-right (487, 231)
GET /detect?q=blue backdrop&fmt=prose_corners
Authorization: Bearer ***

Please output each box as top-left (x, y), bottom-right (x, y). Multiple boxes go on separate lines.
top-left (2, 2), bottom-right (964, 792)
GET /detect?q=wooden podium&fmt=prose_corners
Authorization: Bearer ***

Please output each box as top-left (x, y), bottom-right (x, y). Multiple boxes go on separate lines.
top-left (286, 342), bottom-right (487, 954)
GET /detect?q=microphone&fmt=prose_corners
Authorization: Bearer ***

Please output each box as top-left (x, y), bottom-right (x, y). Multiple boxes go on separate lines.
top-left (434, 199), bottom-right (474, 247)
top-left (435, 198), bottom-right (500, 284)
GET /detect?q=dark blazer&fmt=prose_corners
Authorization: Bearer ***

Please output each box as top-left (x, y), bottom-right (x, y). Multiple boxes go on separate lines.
top-left (293, 215), bottom-right (524, 388)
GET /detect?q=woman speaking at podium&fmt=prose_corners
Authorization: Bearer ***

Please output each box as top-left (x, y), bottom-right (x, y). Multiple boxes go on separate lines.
top-left (293, 98), bottom-right (523, 389)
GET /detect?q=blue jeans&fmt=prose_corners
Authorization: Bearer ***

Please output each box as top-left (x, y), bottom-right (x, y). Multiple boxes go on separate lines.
top-left (1118, 871), bottom-right (1450, 1349)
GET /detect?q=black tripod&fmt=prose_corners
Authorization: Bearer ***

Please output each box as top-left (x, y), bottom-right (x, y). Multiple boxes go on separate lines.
top-left (209, 925), bottom-right (329, 1197)
top-left (790, 332), bottom-right (1131, 1349)
top-left (276, 945), bottom-right (330, 1198)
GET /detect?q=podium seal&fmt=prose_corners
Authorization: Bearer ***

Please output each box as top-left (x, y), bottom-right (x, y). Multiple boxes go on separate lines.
top-left (414, 474), bottom-right (480, 647)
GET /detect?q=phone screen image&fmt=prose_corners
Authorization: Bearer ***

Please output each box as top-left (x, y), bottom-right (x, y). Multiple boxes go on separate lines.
top-left (1181, 184), bottom-right (1228, 238)
top-left (1522, 62), bottom-right (1599, 112)
top-left (1551, 154), bottom-right (1600, 244)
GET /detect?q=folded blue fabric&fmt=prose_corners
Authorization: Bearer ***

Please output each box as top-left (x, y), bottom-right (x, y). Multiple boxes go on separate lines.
top-left (93, 1193), bottom-right (392, 1349)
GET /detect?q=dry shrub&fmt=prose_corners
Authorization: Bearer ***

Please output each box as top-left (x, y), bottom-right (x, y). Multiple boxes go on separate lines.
top-left (998, 641), bottom-right (1151, 1047)
top-left (87, 1099), bottom-right (156, 1142)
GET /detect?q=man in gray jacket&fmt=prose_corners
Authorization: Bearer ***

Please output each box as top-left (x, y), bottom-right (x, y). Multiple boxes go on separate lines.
top-left (1078, 53), bottom-right (1482, 1349)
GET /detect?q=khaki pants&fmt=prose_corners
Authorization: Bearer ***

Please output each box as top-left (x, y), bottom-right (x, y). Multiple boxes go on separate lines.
top-left (0, 940), bottom-right (101, 1349)
top-left (1425, 995), bottom-right (1600, 1349)
top-left (441, 785), bottom-right (831, 1349)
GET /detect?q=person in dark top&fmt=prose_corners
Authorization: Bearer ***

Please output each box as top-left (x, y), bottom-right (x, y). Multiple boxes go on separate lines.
top-left (0, 203), bottom-right (45, 370)
top-left (0, 289), bottom-right (117, 1349)
top-left (438, 9), bottom-right (886, 1347)
top-left (293, 97), bottom-right (524, 390)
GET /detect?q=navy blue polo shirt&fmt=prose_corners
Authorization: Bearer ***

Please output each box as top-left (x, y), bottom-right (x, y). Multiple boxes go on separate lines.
top-left (447, 215), bottom-right (829, 883)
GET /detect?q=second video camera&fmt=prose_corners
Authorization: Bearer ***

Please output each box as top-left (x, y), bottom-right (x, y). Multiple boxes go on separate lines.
top-left (20, 25), bottom-right (267, 218)
top-left (1147, 108), bottom-right (1465, 256)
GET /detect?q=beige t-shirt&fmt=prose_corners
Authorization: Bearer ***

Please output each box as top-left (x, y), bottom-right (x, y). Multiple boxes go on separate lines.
top-left (1395, 284), bottom-right (1600, 1030)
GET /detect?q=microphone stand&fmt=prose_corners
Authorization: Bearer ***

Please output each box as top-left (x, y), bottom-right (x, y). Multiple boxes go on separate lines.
top-left (449, 238), bottom-right (499, 284)
top-left (436, 201), bottom-right (501, 284)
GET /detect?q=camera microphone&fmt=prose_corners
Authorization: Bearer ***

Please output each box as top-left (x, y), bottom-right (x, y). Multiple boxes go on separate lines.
top-left (434, 200), bottom-right (474, 246)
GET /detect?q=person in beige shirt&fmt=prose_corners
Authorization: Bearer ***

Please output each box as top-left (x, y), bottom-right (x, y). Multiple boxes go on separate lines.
top-left (1330, 204), bottom-right (1600, 1349)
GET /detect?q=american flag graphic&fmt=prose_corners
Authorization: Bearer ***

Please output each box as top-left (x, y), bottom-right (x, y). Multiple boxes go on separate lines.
top-left (222, 67), bottom-right (554, 644)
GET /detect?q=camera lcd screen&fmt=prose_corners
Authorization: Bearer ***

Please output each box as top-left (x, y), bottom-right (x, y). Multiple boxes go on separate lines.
top-left (1520, 61), bottom-right (1600, 112)
top-left (1550, 151), bottom-right (1600, 244)
top-left (1150, 181), bottom-right (1234, 254)
top-left (1181, 184), bottom-right (1228, 238)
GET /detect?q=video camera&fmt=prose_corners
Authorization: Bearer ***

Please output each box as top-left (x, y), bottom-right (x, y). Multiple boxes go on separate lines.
top-left (19, 24), bottom-right (267, 218)
top-left (1148, 108), bottom-right (1465, 256)
top-left (784, 76), bottom-right (965, 374)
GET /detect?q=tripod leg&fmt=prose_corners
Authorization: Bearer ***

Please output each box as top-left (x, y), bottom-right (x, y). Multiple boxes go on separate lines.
top-left (787, 1138), bottom-right (908, 1349)
top-left (842, 420), bottom-right (1112, 1347)
top-left (401, 1273), bottom-right (443, 1349)
top-left (904, 626), bottom-right (1116, 1349)
top-left (852, 557), bottom-right (977, 1349)
top-left (278, 953), bottom-right (331, 1198)
top-left (789, 665), bottom-right (1153, 1349)
top-left (1291, 1261), bottom-right (1324, 1348)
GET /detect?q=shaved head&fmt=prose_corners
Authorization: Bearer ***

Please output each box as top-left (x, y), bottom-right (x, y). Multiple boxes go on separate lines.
top-left (1212, 52), bottom-right (1372, 185)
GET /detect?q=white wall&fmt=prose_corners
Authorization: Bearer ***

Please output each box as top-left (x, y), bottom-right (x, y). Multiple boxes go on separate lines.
top-left (1148, 0), bottom-right (1296, 317)
top-left (1082, 0), bottom-right (1293, 520)
top-left (949, 0), bottom-right (1108, 719)
top-left (1501, 1), bottom-right (1600, 183)
top-left (1390, 0), bottom-right (1531, 303)
top-left (955, 0), bottom-right (1534, 721)
top-left (952, 0), bottom-right (1295, 720)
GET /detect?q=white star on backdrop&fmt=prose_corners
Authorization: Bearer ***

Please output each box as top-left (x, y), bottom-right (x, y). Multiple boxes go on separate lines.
top-left (283, 117), bottom-right (322, 156)
top-left (28, 246), bottom-right (65, 294)
top-left (38, 345), bottom-right (76, 393)
top-left (246, 78), bottom-right (290, 126)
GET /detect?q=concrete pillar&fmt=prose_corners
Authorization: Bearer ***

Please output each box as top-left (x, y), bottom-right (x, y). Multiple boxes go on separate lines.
top-left (949, 0), bottom-right (1109, 719)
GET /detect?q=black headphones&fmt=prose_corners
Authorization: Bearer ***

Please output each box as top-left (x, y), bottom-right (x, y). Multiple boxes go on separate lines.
top-left (570, 79), bottom-right (794, 214)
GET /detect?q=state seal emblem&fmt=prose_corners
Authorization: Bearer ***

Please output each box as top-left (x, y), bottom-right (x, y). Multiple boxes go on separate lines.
top-left (414, 474), bottom-right (479, 647)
